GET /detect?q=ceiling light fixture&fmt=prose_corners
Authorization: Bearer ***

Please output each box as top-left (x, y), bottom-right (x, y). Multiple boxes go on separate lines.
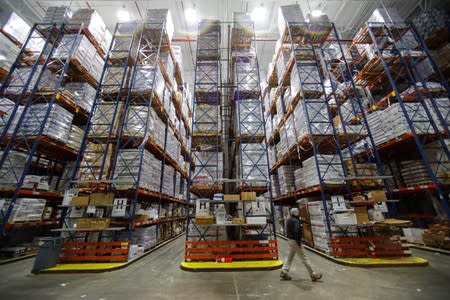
top-left (251, 5), bottom-right (267, 23)
top-left (185, 7), bottom-right (198, 25)
top-left (311, 10), bottom-right (322, 17)
top-left (117, 5), bottom-right (130, 22)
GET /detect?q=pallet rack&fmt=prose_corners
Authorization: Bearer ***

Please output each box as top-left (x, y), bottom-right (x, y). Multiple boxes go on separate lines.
top-left (264, 16), bottom-right (410, 258)
top-left (342, 21), bottom-right (450, 220)
top-left (57, 19), bottom-right (191, 263)
top-left (183, 18), bottom-right (280, 270)
top-left (0, 22), bottom-right (104, 243)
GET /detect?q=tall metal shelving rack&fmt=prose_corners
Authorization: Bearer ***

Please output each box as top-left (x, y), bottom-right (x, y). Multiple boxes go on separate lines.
top-left (343, 21), bottom-right (450, 220)
top-left (0, 22), bottom-right (102, 242)
top-left (55, 19), bottom-right (190, 263)
top-left (265, 17), bottom-right (410, 258)
top-left (183, 18), bottom-right (281, 270)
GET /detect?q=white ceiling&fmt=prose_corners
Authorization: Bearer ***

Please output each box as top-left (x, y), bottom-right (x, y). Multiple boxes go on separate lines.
top-left (4, 0), bottom-right (450, 85)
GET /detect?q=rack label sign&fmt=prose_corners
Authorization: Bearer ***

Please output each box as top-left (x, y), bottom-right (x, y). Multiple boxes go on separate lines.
top-left (112, 198), bottom-right (127, 217)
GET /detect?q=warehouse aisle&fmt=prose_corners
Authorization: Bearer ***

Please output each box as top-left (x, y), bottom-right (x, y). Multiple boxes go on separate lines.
top-left (0, 237), bottom-right (449, 300)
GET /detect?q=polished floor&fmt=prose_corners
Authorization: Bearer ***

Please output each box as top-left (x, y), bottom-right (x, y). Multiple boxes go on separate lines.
top-left (0, 237), bottom-right (449, 300)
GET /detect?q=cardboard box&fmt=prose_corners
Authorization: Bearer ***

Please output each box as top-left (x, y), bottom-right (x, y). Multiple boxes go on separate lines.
top-left (334, 212), bottom-right (357, 225)
top-left (90, 218), bottom-right (110, 229)
top-left (135, 215), bottom-right (149, 222)
top-left (89, 192), bottom-right (114, 206)
top-left (246, 216), bottom-right (267, 225)
top-left (224, 194), bottom-right (240, 201)
top-left (76, 218), bottom-right (92, 228)
top-left (195, 216), bottom-right (215, 224)
top-left (354, 206), bottom-right (370, 224)
top-left (367, 190), bottom-right (387, 201)
top-left (232, 217), bottom-right (245, 224)
top-left (240, 192), bottom-right (256, 201)
top-left (352, 194), bottom-right (366, 202)
top-left (70, 196), bottom-right (90, 206)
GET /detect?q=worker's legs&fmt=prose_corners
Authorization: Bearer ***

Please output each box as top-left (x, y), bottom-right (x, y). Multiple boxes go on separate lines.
top-left (281, 239), bottom-right (296, 274)
top-left (296, 244), bottom-right (314, 276)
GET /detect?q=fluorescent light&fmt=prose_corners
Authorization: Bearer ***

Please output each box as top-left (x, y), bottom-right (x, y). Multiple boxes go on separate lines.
top-left (185, 8), bottom-right (198, 24)
top-left (251, 6), bottom-right (267, 23)
top-left (311, 10), bottom-right (322, 17)
top-left (117, 10), bottom-right (130, 22)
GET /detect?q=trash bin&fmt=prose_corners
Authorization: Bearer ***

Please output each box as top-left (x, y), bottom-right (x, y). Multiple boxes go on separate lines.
top-left (31, 237), bottom-right (63, 273)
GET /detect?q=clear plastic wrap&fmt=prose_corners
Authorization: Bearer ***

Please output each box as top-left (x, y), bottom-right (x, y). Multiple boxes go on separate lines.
top-left (302, 155), bottom-right (344, 187)
top-left (290, 61), bottom-right (322, 96)
top-left (159, 51), bottom-right (174, 79)
top-left (193, 104), bottom-right (220, 134)
top-left (70, 9), bottom-right (106, 46)
top-left (63, 82), bottom-right (96, 112)
top-left (0, 32), bottom-right (20, 71)
top-left (89, 101), bottom-right (123, 138)
top-left (0, 150), bottom-right (27, 189)
top-left (234, 61), bottom-right (259, 97)
top-left (192, 151), bottom-right (223, 184)
top-left (149, 109), bottom-right (165, 145)
top-left (293, 100), bottom-right (333, 142)
top-left (0, 97), bottom-right (21, 134)
top-left (42, 7), bottom-right (73, 24)
top-left (112, 149), bottom-right (161, 192)
top-left (1, 12), bottom-right (45, 51)
top-left (131, 65), bottom-right (165, 97)
top-left (277, 165), bottom-right (295, 195)
top-left (276, 47), bottom-right (291, 84)
top-left (145, 9), bottom-right (174, 41)
top-left (3, 198), bottom-right (46, 222)
top-left (367, 7), bottom-right (404, 24)
top-left (54, 34), bottom-right (105, 83)
top-left (237, 100), bottom-right (264, 137)
top-left (161, 164), bottom-right (175, 196)
top-left (123, 105), bottom-right (153, 137)
top-left (77, 143), bottom-right (113, 182)
top-left (240, 143), bottom-right (268, 186)
top-left (22, 103), bottom-right (73, 144)
top-left (278, 4), bottom-right (306, 38)
top-left (67, 124), bottom-right (84, 151)
top-left (7, 66), bottom-right (58, 94)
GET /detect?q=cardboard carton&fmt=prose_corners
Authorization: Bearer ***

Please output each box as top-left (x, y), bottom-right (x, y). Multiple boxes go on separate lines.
top-left (89, 192), bottom-right (114, 206)
top-left (224, 194), bottom-right (240, 201)
top-left (240, 191), bottom-right (256, 201)
top-left (70, 196), bottom-right (90, 206)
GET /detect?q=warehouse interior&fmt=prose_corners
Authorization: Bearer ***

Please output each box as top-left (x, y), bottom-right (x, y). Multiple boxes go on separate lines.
top-left (0, 0), bottom-right (450, 299)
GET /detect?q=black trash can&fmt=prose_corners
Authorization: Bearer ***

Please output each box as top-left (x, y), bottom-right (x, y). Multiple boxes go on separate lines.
top-left (31, 237), bottom-right (63, 273)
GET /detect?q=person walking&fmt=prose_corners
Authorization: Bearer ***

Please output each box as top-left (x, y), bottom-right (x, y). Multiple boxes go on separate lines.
top-left (280, 208), bottom-right (322, 281)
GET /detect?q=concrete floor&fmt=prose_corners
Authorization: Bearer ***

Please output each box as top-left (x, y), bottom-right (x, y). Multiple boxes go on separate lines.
top-left (0, 237), bottom-right (449, 300)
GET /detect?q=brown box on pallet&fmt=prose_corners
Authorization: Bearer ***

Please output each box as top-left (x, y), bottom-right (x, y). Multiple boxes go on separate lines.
top-left (232, 217), bottom-right (246, 224)
top-left (195, 216), bottom-right (215, 224)
top-left (354, 206), bottom-right (370, 224)
top-left (76, 218), bottom-right (92, 228)
top-left (352, 194), bottom-right (366, 202)
top-left (70, 196), bottom-right (90, 206)
top-left (224, 194), bottom-right (241, 201)
top-left (90, 218), bottom-right (111, 229)
top-left (240, 192), bottom-right (256, 201)
top-left (89, 192), bottom-right (115, 206)
top-left (367, 190), bottom-right (387, 201)
top-left (135, 215), bottom-right (149, 222)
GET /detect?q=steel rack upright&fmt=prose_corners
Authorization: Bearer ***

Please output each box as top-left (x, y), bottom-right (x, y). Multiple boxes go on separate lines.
top-left (0, 23), bottom-right (104, 242)
top-left (345, 21), bottom-right (450, 220)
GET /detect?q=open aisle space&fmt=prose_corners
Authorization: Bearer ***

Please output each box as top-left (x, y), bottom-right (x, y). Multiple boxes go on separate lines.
top-left (1, 236), bottom-right (450, 300)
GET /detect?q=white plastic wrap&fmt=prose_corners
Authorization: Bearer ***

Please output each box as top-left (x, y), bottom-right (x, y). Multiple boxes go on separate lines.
top-left (22, 103), bottom-right (73, 144)
top-left (193, 151), bottom-right (223, 184)
top-left (131, 65), bottom-right (165, 97)
top-left (290, 61), bottom-right (322, 96)
top-left (7, 66), bottom-right (58, 94)
top-left (302, 155), bottom-right (345, 187)
top-left (278, 4), bottom-right (306, 39)
top-left (89, 101), bottom-right (123, 138)
top-left (277, 165), bottom-right (295, 195)
top-left (237, 100), bottom-right (264, 137)
top-left (70, 9), bottom-right (106, 46)
top-left (194, 104), bottom-right (220, 133)
top-left (240, 143), bottom-right (268, 186)
top-left (0, 150), bottom-right (27, 189)
top-left (77, 143), bottom-right (113, 182)
top-left (145, 9), bottom-right (174, 41)
top-left (293, 100), bottom-right (333, 142)
top-left (42, 7), bottom-right (73, 24)
top-left (63, 82), bottom-right (96, 112)
top-left (112, 149), bottom-right (161, 192)
top-left (0, 32), bottom-right (20, 71)
top-left (67, 124), bottom-right (84, 151)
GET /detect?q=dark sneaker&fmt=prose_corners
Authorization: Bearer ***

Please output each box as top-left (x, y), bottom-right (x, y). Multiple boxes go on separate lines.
top-left (311, 272), bottom-right (322, 282)
top-left (280, 272), bottom-right (292, 281)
